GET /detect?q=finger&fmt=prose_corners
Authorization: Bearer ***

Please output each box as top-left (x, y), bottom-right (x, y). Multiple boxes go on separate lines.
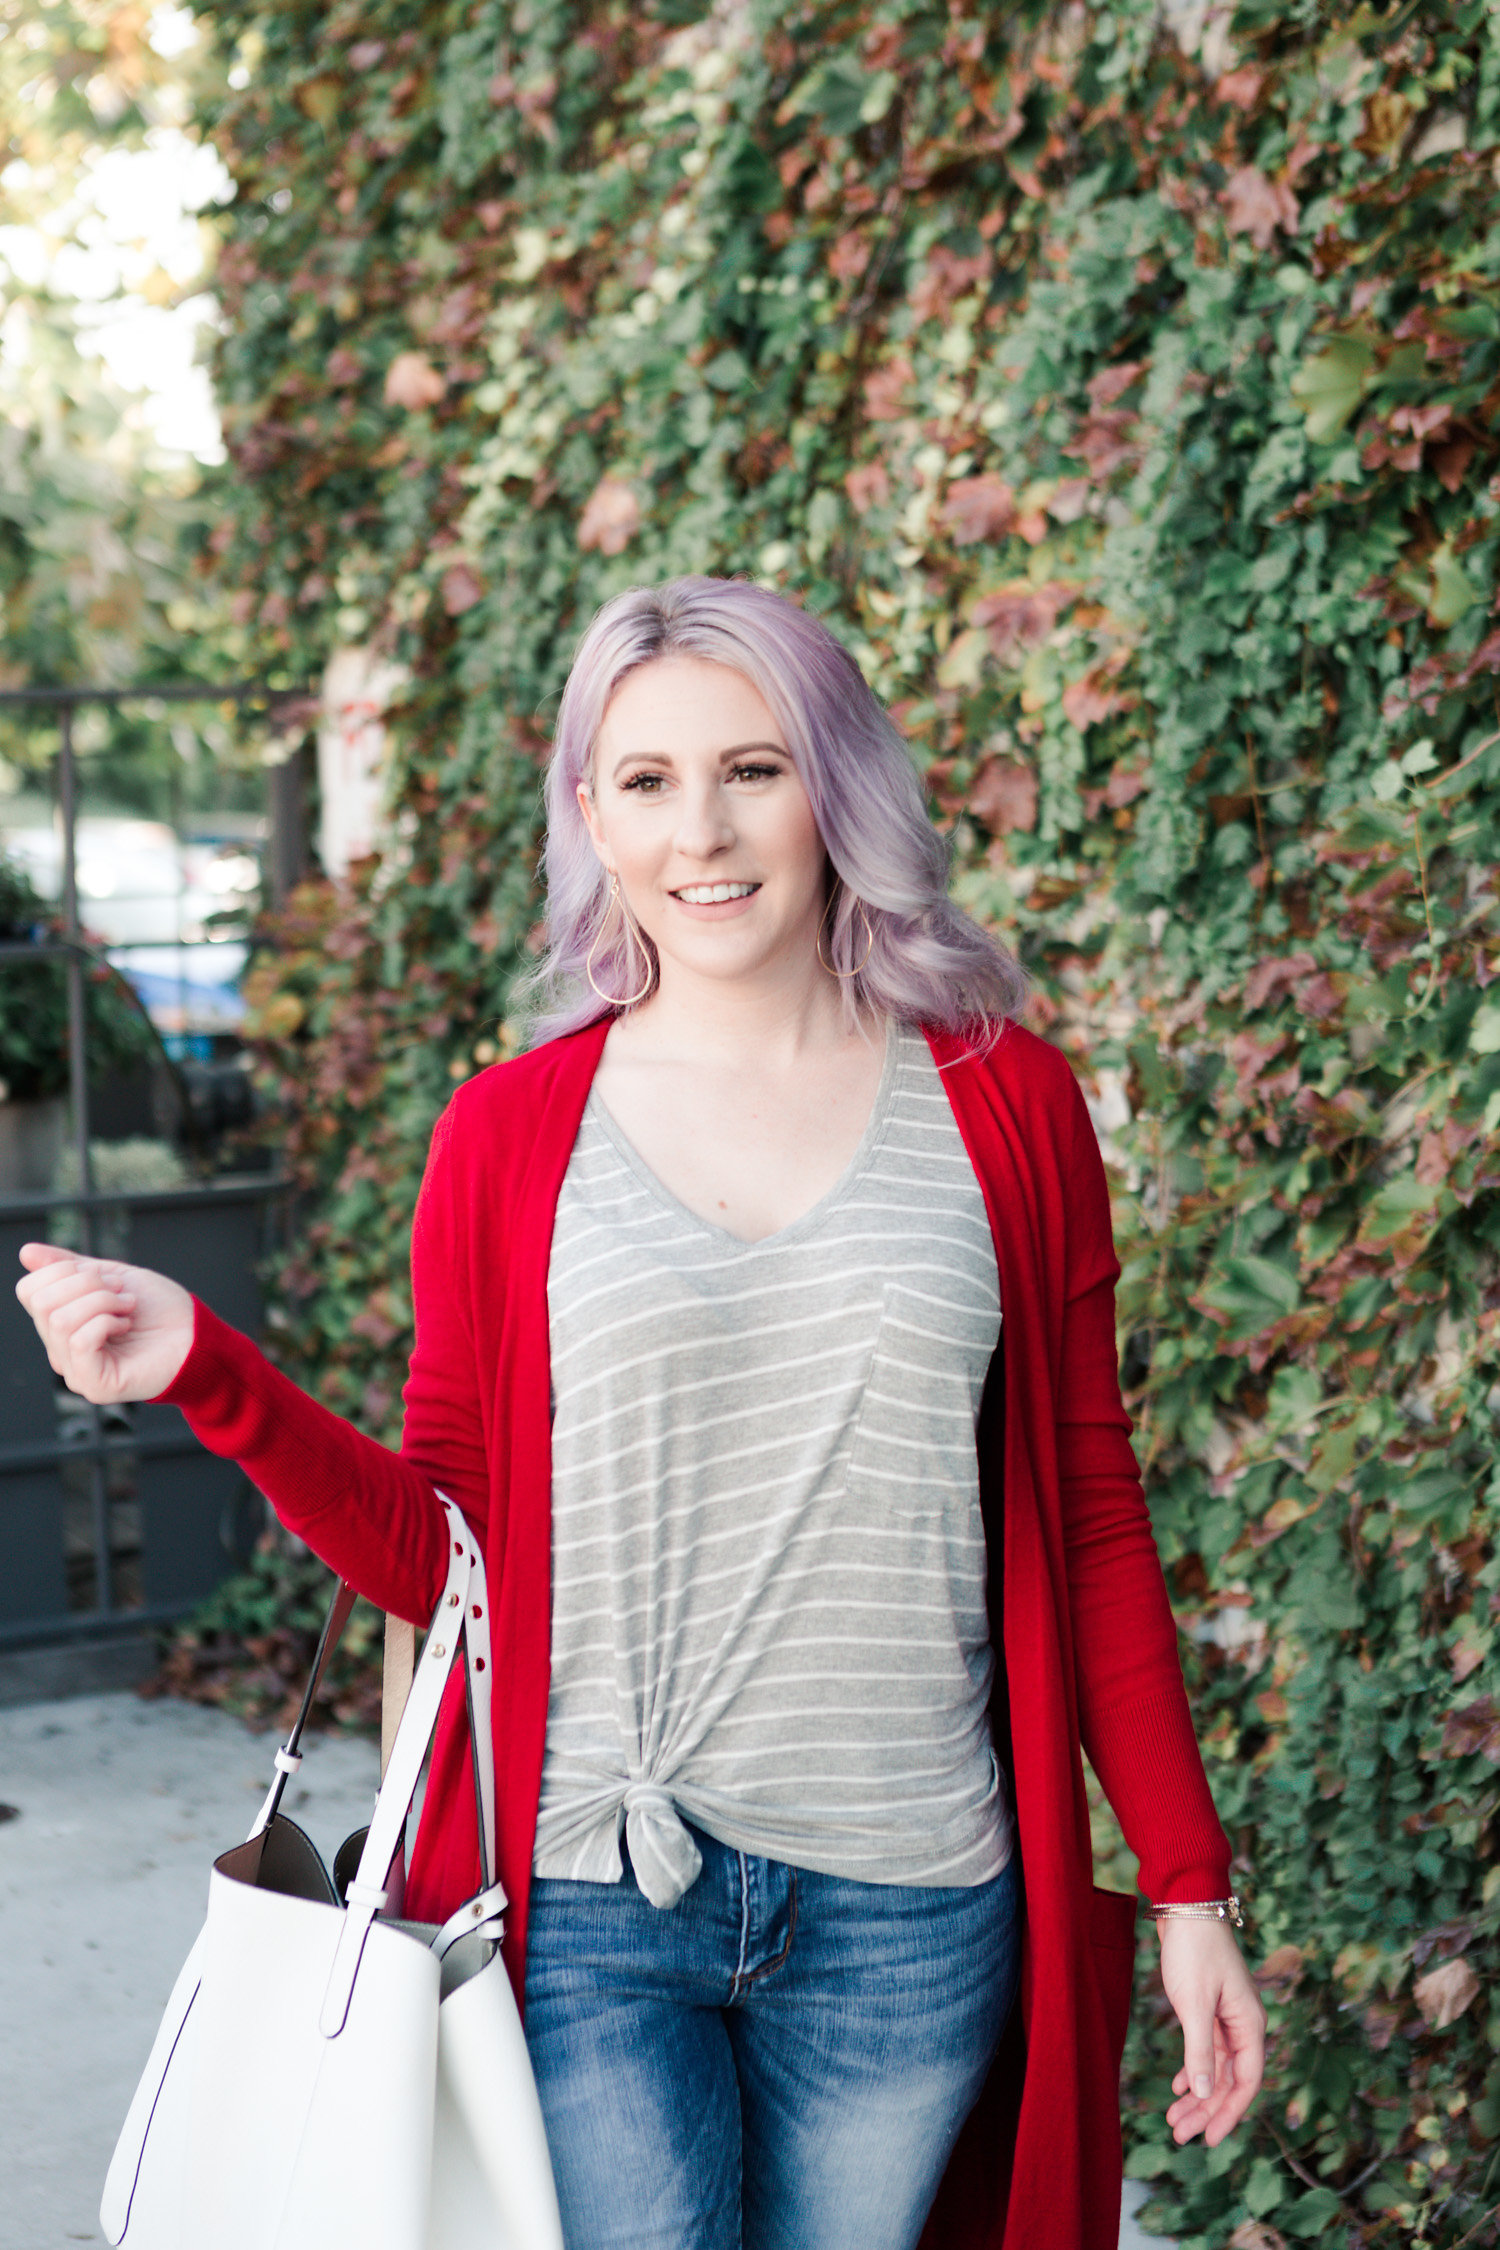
top-left (1167, 2024), bottom-right (1230, 2139)
top-left (18, 1257), bottom-right (86, 1312)
top-left (1180, 1998), bottom-right (1217, 2108)
top-left (18, 1241), bottom-right (82, 1271)
top-left (1202, 2013), bottom-right (1265, 2145)
top-left (49, 1288), bottom-right (137, 1351)
top-left (20, 1259), bottom-right (125, 1322)
top-left (23, 1273), bottom-right (129, 1343)
top-left (65, 1307), bottom-right (135, 1377)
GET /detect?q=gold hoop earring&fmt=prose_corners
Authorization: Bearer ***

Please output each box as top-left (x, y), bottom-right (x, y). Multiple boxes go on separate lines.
top-left (816, 889), bottom-right (876, 979)
top-left (585, 876), bottom-right (655, 1009)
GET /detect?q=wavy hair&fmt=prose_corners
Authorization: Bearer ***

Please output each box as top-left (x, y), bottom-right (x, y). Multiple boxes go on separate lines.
top-left (519, 575), bottom-right (1028, 1044)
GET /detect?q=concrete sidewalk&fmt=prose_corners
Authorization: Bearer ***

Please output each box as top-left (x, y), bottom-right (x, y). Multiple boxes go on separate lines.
top-left (0, 1690), bottom-right (1165, 2249)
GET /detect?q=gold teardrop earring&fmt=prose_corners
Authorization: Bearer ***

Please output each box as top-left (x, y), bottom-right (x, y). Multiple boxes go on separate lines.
top-left (585, 875), bottom-right (656, 1008)
top-left (816, 887), bottom-right (876, 979)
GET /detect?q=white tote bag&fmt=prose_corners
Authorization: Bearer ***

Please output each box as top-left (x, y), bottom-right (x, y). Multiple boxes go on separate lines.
top-left (100, 1494), bottom-right (564, 2250)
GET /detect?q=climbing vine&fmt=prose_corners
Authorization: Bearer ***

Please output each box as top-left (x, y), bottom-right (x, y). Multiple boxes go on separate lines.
top-left (193, 3), bottom-right (1500, 2240)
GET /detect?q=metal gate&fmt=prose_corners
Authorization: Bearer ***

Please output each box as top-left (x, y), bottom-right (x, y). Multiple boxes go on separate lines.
top-left (0, 680), bottom-right (305, 1656)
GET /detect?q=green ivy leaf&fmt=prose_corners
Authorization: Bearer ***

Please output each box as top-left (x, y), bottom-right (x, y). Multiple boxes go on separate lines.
top-left (1289, 335), bottom-right (1374, 443)
top-left (1362, 1173), bottom-right (1440, 1240)
top-left (1283, 2186), bottom-right (1345, 2236)
top-left (1244, 2158), bottom-right (1285, 2216)
top-left (1427, 542), bottom-right (1478, 628)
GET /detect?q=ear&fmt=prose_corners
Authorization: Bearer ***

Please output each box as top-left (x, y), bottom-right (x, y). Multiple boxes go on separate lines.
top-left (575, 777), bottom-right (615, 873)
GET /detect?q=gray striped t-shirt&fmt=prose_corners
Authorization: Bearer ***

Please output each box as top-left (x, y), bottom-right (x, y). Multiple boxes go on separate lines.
top-left (534, 1018), bottom-right (1011, 1907)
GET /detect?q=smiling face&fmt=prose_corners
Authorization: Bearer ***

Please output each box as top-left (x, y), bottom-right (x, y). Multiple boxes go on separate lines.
top-left (577, 655), bottom-right (829, 1000)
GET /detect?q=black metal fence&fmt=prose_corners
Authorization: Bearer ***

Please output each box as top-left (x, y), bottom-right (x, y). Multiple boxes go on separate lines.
top-left (1, 680), bottom-right (308, 1654)
top-left (0, 1177), bottom-right (288, 1648)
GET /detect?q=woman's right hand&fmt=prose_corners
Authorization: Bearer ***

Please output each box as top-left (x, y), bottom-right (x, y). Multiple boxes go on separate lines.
top-left (16, 1242), bottom-right (194, 1405)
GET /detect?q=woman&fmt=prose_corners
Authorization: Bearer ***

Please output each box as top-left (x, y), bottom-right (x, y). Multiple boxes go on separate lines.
top-left (18, 576), bottom-right (1264, 2250)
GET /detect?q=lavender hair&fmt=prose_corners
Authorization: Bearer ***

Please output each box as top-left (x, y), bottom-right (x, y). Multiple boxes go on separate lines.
top-left (518, 576), bottom-right (1028, 1044)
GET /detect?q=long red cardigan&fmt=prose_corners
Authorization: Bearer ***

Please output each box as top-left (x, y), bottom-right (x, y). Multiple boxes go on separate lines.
top-left (161, 1016), bottom-right (1230, 2250)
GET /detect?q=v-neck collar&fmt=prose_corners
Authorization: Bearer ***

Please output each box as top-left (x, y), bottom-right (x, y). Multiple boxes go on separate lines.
top-left (580, 1017), bottom-right (901, 1253)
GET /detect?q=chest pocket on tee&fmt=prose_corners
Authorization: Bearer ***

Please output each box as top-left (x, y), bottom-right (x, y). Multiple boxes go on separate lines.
top-left (845, 1282), bottom-right (992, 1524)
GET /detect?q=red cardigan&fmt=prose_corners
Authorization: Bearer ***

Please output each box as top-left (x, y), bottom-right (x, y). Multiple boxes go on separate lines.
top-left (161, 1017), bottom-right (1230, 2250)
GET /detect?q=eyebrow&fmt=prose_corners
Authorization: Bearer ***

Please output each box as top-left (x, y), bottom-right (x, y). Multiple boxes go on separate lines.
top-left (608, 740), bottom-right (788, 782)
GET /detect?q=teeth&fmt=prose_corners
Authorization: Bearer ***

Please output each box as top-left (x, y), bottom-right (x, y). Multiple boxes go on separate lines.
top-left (676, 882), bottom-right (757, 904)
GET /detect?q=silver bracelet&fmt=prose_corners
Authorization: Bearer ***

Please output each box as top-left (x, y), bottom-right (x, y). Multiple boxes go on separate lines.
top-left (1145, 1893), bottom-right (1244, 1929)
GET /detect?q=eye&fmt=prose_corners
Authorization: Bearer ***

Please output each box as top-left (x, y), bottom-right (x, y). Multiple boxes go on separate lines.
top-left (620, 770), bottom-right (666, 793)
top-left (731, 761), bottom-right (783, 783)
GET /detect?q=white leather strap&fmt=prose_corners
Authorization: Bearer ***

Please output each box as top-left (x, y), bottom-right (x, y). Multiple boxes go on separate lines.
top-left (462, 1544), bottom-right (496, 1887)
top-left (342, 1878), bottom-right (388, 1913)
top-left (318, 1496), bottom-right (489, 2038)
top-left (431, 1877), bottom-right (509, 1962)
top-left (245, 1580), bottom-right (358, 1842)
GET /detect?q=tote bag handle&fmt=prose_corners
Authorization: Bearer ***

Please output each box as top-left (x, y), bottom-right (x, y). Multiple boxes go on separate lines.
top-left (316, 1494), bottom-right (500, 2036)
top-left (249, 1494), bottom-right (500, 2038)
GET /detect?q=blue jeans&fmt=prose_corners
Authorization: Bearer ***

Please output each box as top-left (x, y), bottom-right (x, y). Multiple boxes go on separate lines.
top-left (522, 1826), bottom-right (1021, 2250)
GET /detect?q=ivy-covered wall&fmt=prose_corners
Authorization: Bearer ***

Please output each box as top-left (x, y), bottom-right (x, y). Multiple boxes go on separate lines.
top-left (201, 3), bottom-right (1500, 2240)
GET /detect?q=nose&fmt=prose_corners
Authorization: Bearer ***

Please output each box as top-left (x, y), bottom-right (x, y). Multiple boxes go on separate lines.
top-left (671, 777), bottom-right (736, 862)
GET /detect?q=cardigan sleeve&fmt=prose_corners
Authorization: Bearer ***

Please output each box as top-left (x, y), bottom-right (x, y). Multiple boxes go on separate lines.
top-left (154, 1096), bottom-right (483, 1626)
top-left (1054, 1070), bottom-right (1233, 1906)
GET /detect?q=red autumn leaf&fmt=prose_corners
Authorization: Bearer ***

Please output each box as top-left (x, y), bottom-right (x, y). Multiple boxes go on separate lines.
top-left (441, 562), bottom-right (484, 616)
top-left (1244, 951), bottom-right (1318, 1014)
top-left (1229, 2226), bottom-right (1288, 2250)
top-left (967, 754), bottom-right (1038, 834)
top-left (971, 581), bottom-right (1076, 659)
top-left (429, 285), bottom-right (484, 345)
top-left (844, 463), bottom-right (890, 515)
top-left (1390, 402), bottom-right (1453, 438)
top-left (863, 359), bottom-right (914, 421)
top-left (577, 476), bottom-right (641, 556)
top-left (326, 346), bottom-right (362, 388)
top-left (1226, 1028), bottom-right (1289, 1093)
top-left (1221, 167), bottom-right (1299, 250)
top-left (1215, 65), bottom-right (1265, 111)
top-left (1066, 410), bottom-right (1140, 481)
top-left (1103, 760), bottom-right (1148, 809)
top-left (1413, 1957), bottom-right (1480, 2029)
top-left (1048, 479), bottom-right (1091, 523)
top-left (1430, 435), bottom-right (1476, 493)
top-left (1441, 1696), bottom-right (1500, 1761)
top-left (828, 230), bottom-right (871, 282)
top-left (349, 1300), bottom-right (400, 1347)
top-left (384, 351), bottom-right (446, 410)
top-left (1361, 1998), bottom-right (1406, 2052)
top-left (1086, 360), bottom-right (1146, 409)
top-left (1061, 669), bottom-right (1129, 730)
top-left (941, 475), bottom-right (1016, 546)
top-left (1253, 1943), bottom-right (1306, 1995)
top-left (909, 246), bottom-right (990, 326)
top-left (1296, 970), bottom-right (1345, 1021)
